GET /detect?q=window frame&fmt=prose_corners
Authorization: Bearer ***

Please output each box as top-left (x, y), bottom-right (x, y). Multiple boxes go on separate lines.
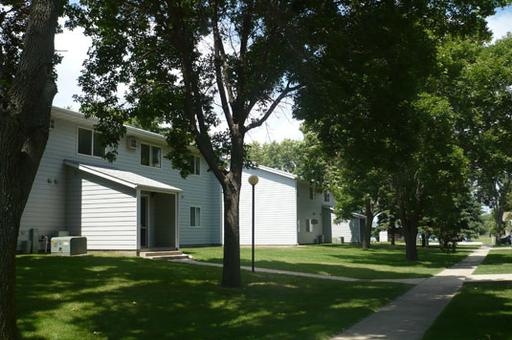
top-left (140, 142), bottom-right (161, 168)
top-left (305, 219), bottom-right (313, 232)
top-left (190, 206), bottom-right (201, 227)
top-left (189, 155), bottom-right (200, 175)
top-left (77, 127), bottom-right (105, 158)
top-left (309, 186), bottom-right (315, 200)
top-left (324, 191), bottom-right (331, 202)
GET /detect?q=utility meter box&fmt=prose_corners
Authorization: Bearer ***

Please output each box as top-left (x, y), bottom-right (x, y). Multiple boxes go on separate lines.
top-left (51, 236), bottom-right (87, 256)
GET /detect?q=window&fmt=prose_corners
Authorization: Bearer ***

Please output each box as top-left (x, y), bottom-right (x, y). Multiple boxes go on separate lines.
top-left (189, 156), bottom-right (200, 175)
top-left (305, 219), bottom-right (313, 232)
top-left (152, 145), bottom-right (161, 167)
top-left (190, 207), bottom-right (201, 226)
top-left (141, 143), bottom-right (161, 168)
top-left (78, 128), bottom-right (104, 157)
top-left (309, 186), bottom-right (314, 200)
top-left (324, 191), bottom-right (331, 202)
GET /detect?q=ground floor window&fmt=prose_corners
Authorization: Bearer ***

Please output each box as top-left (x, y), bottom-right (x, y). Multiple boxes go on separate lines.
top-left (305, 219), bottom-right (313, 232)
top-left (190, 207), bottom-right (201, 226)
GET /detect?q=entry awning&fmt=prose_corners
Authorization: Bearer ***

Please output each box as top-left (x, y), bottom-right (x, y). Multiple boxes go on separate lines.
top-left (64, 160), bottom-right (182, 194)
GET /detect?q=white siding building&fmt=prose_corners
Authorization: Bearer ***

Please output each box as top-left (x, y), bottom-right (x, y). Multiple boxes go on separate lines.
top-left (238, 166), bottom-right (361, 245)
top-left (19, 106), bottom-right (361, 252)
top-left (19, 107), bottom-right (222, 253)
top-left (239, 166), bottom-right (298, 245)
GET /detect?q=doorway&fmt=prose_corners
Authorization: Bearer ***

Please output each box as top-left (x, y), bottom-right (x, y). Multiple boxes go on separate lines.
top-left (140, 194), bottom-right (149, 248)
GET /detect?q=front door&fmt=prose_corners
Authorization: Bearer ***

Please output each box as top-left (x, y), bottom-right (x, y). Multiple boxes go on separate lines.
top-left (140, 195), bottom-right (149, 248)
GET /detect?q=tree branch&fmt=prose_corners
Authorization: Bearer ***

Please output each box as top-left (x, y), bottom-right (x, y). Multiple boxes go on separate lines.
top-left (244, 83), bottom-right (302, 132)
top-left (212, 1), bottom-right (235, 131)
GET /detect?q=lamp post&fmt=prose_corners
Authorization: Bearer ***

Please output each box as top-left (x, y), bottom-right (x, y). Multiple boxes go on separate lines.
top-left (248, 175), bottom-right (259, 272)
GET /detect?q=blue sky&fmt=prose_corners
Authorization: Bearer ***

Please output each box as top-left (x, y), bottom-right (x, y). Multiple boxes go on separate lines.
top-left (486, 5), bottom-right (512, 41)
top-left (54, 6), bottom-right (512, 143)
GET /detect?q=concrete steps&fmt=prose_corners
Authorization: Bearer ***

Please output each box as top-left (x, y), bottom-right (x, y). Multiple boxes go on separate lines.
top-left (139, 250), bottom-right (191, 260)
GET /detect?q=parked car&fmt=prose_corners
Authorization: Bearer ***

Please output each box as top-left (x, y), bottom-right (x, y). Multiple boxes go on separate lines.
top-left (499, 235), bottom-right (512, 245)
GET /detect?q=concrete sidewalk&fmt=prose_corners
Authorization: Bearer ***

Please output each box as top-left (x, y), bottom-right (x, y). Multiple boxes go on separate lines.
top-left (332, 246), bottom-right (491, 340)
top-left (171, 258), bottom-right (426, 285)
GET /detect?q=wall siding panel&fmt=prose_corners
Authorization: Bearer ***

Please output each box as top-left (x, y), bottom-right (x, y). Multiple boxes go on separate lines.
top-left (239, 168), bottom-right (297, 245)
top-left (80, 174), bottom-right (137, 250)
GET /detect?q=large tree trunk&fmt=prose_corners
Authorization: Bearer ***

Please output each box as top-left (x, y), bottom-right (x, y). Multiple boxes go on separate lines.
top-left (0, 1), bottom-right (60, 338)
top-left (494, 205), bottom-right (505, 239)
top-left (0, 194), bottom-right (24, 340)
top-left (401, 215), bottom-right (419, 261)
top-left (362, 198), bottom-right (373, 249)
top-left (389, 215), bottom-right (396, 246)
top-left (221, 176), bottom-right (242, 287)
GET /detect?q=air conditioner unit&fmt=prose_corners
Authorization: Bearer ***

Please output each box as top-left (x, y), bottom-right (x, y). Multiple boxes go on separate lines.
top-left (126, 136), bottom-right (137, 150)
top-left (51, 236), bottom-right (87, 256)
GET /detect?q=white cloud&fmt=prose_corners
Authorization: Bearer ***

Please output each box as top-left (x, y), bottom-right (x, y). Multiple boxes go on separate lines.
top-left (54, 18), bottom-right (91, 110)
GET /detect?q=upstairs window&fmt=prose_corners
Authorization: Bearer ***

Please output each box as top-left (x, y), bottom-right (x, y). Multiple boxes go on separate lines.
top-left (189, 156), bottom-right (200, 175)
top-left (190, 207), bottom-right (201, 226)
top-left (309, 186), bottom-right (315, 200)
top-left (141, 143), bottom-right (161, 168)
top-left (324, 191), bottom-right (331, 202)
top-left (78, 128), bottom-right (104, 157)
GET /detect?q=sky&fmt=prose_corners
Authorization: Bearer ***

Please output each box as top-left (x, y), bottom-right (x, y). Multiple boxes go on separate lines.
top-left (53, 6), bottom-right (512, 144)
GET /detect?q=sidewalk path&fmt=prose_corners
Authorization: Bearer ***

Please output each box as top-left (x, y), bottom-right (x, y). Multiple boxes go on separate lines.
top-left (332, 246), bottom-right (491, 340)
top-left (171, 258), bottom-right (426, 285)
top-left (467, 273), bottom-right (512, 282)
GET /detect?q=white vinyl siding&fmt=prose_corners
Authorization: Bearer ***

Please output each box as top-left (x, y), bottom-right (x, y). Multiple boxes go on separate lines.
top-left (19, 123), bottom-right (68, 240)
top-left (331, 217), bottom-right (362, 243)
top-left (297, 181), bottom-right (330, 244)
top-left (20, 109), bottom-right (222, 249)
top-left (238, 168), bottom-right (297, 245)
top-left (80, 175), bottom-right (137, 250)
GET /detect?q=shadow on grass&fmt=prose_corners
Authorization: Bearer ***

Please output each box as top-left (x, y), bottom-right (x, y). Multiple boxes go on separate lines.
top-left (424, 282), bottom-right (512, 340)
top-left (184, 244), bottom-right (473, 280)
top-left (480, 253), bottom-right (512, 266)
top-left (17, 255), bottom-right (408, 340)
top-left (474, 251), bottom-right (512, 274)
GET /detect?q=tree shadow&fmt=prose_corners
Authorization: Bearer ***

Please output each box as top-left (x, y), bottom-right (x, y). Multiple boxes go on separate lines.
top-left (16, 255), bottom-right (409, 339)
top-left (185, 244), bottom-right (472, 280)
top-left (424, 282), bottom-right (512, 340)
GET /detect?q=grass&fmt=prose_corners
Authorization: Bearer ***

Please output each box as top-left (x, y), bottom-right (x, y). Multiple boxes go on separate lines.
top-left (474, 248), bottom-right (512, 275)
top-left (16, 254), bottom-right (408, 340)
top-left (423, 282), bottom-right (512, 340)
top-left (183, 244), bottom-right (475, 280)
top-left (475, 235), bottom-right (494, 246)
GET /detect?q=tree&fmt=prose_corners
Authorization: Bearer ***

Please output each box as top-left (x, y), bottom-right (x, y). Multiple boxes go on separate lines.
top-left (0, 1), bottom-right (63, 338)
top-left (327, 164), bottom-right (392, 249)
top-left (68, 1), bottom-right (332, 287)
top-left (294, 1), bottom-right (502, 260)
top-left (247, 139), bottom-right (302, 173)
top-left (247, 128), bottom-right (329, 186)
top-left (451, 36), bottom-right (512, 240)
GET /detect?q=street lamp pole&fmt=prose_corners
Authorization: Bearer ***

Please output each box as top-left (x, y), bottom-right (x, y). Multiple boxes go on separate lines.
top-left (248, 175), bottom-right (259, 272)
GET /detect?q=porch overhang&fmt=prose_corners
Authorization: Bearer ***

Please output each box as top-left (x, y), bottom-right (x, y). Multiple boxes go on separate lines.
top-left (64, 160), bottom-right (183, 194)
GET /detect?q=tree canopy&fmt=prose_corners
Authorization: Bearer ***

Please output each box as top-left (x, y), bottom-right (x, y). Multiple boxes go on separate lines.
top-left (68, 0), bottom-right (334, 287)
top-left (294, 0), bottom-right (506, 260)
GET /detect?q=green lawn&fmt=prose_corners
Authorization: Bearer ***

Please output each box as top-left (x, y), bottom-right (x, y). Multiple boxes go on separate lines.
top-left (423, 282), bottom-right (512, 340)
top-left (474, 249), bottom-right (512, 275)
top-left (16, 254), bottom-right (408, 340)
top-left (183, 244), bottom-right (475, 280)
